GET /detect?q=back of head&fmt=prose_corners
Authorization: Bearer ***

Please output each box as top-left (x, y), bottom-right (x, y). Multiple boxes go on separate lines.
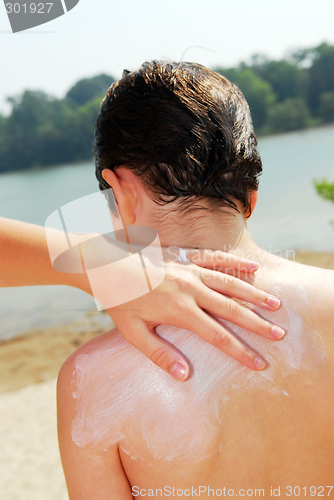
top-left (95, 61), bottom-right (262, 217)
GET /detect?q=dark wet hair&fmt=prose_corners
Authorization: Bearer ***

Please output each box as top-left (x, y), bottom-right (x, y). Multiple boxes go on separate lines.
top-left (95, 61), bottom-right (262, 216)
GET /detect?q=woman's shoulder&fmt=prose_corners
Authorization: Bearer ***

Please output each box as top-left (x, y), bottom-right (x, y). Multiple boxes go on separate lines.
top-left (264, 255), bottom-right (334, 336)
top-left (260, 251), bottom-right (334, 292)
top-left (278, 258), bottom-right (334, 310)
top-left (57, 326), bottom-right (121, 396)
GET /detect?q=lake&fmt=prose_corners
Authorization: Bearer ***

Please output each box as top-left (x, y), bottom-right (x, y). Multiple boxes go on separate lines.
top-left (1, 125), bottom-right (334, 340)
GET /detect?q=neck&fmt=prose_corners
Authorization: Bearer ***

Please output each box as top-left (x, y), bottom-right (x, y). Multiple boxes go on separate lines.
top-left (113, 197), bottom-right (267, 264)
top-left (151, 206), bottom-right (261, 262)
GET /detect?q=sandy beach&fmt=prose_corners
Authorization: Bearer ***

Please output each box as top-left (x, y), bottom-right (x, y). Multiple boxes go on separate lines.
top-left (0, 312), bottom-right (113, 500)
top-left (1, 251), bottom-right (333, 500)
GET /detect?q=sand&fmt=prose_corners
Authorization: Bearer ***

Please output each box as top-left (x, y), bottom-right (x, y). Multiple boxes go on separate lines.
top-left (292, 250), bottom-right (334, 270)
top-left (0, 251), bottom-right (333, 499)
top-left (0, 312), bottom-right (114, 500)
top-left (0, 379), bottom-right (68, 500)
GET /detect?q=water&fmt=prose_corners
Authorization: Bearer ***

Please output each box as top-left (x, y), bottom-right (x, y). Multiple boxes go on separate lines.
top-left (1, 125), bottom-right (334, 340)
top-left (248, 125), bottom-right (334, 253)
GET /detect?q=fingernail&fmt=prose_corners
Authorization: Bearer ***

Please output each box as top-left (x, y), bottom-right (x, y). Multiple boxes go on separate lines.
top-left (254, 356), bottom-right (266, 370)
top-left (170, 362), bottom-right (188, 381)
top-left (249, 261), bottom-right (259, 270)
top-left (267, 296), bottom-right (281, 309)
top-left (272, 325), bottom-right (285, 340)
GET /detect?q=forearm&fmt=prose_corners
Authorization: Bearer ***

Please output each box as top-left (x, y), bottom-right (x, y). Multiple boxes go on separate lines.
top-left (0, 217), bottom-right (91, 292)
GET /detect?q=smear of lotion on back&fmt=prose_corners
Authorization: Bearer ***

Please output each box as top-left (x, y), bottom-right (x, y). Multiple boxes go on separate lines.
top-left (71, 283), bottom-right (325, 463)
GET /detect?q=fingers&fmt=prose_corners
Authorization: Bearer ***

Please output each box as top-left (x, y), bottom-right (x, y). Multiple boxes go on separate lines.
top-left (200, 268), bottom-right (281, 311)
top-left (185, 248), bottom-right (259, 273)
top-left (197, 284), bottom-right (285, 341)
top-left (116, 317), bottom-right (190, 381)
top-left (173, 305), bottom-right (266, 371)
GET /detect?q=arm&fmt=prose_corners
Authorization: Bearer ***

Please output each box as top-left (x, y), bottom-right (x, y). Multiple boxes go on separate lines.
top-left (57, 356), bottom-right (133, 500)
top-left (0, 217), bottom-right (284, 378)
top-left (0, 217), bottom-right (90, 292)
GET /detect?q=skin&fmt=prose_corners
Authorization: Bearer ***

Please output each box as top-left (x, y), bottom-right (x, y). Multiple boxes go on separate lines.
top-left (57, 169), bottom-right (334, 498)
top-left (0, 206), bottom-right (283, 379)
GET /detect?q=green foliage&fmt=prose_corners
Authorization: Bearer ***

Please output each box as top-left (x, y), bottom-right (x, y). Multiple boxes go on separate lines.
top-left (0, 114), bottom-right (5, 138)
top-left (66, 74), bottom-right (115, 106)
top-left (314, 179), bottom-right (334, 203)
top-left (215, 42), bottom-right (334, 134)
top-left (215, 66), bottom-right (275, 128)
top-left (1, 42), bottom-right (334, 173)
top-left (319, 90), bottom-right (334, 122)
top-left (268, 97), bottom-right (310, 132)
top-left (306, 43), bottom-right (334, 113)
top-left (253, 59), bottom-right (307, 102)
top-left (0, 90), bottom-right (105, 173)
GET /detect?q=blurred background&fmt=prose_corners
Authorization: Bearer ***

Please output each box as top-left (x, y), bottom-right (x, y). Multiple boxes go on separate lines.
top-left (1, 0), bottom-right (334, 340)
top-left (0, 1), bottom-right (334, 498)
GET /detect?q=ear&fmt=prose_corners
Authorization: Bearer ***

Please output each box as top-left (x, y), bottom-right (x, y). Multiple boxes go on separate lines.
top-left (101, 168), bottom-right (138, 225)
top-left (247, 190), bottom-right (258, 219)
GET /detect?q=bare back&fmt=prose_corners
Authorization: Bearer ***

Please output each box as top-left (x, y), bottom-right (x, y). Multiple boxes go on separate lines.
top-left (59, 256), bottom-right (334, 499)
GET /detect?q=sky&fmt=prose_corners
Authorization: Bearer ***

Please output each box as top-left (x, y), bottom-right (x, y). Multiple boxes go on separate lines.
top-left (1, 0), bottom-right (334, 114)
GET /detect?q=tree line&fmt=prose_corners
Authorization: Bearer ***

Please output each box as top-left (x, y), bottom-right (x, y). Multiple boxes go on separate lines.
top-left (215, 42), bottom-right (334, 132)
top-left (0, 42), bottom-right (334, 174)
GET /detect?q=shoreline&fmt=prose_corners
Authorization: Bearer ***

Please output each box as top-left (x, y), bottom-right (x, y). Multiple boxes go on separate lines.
top-left (290, 250), bottom-right (334, 270)
top-left (0, 312), bottom-right (114, 394)
top-left (1, 123), bottom-right (333, 176)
